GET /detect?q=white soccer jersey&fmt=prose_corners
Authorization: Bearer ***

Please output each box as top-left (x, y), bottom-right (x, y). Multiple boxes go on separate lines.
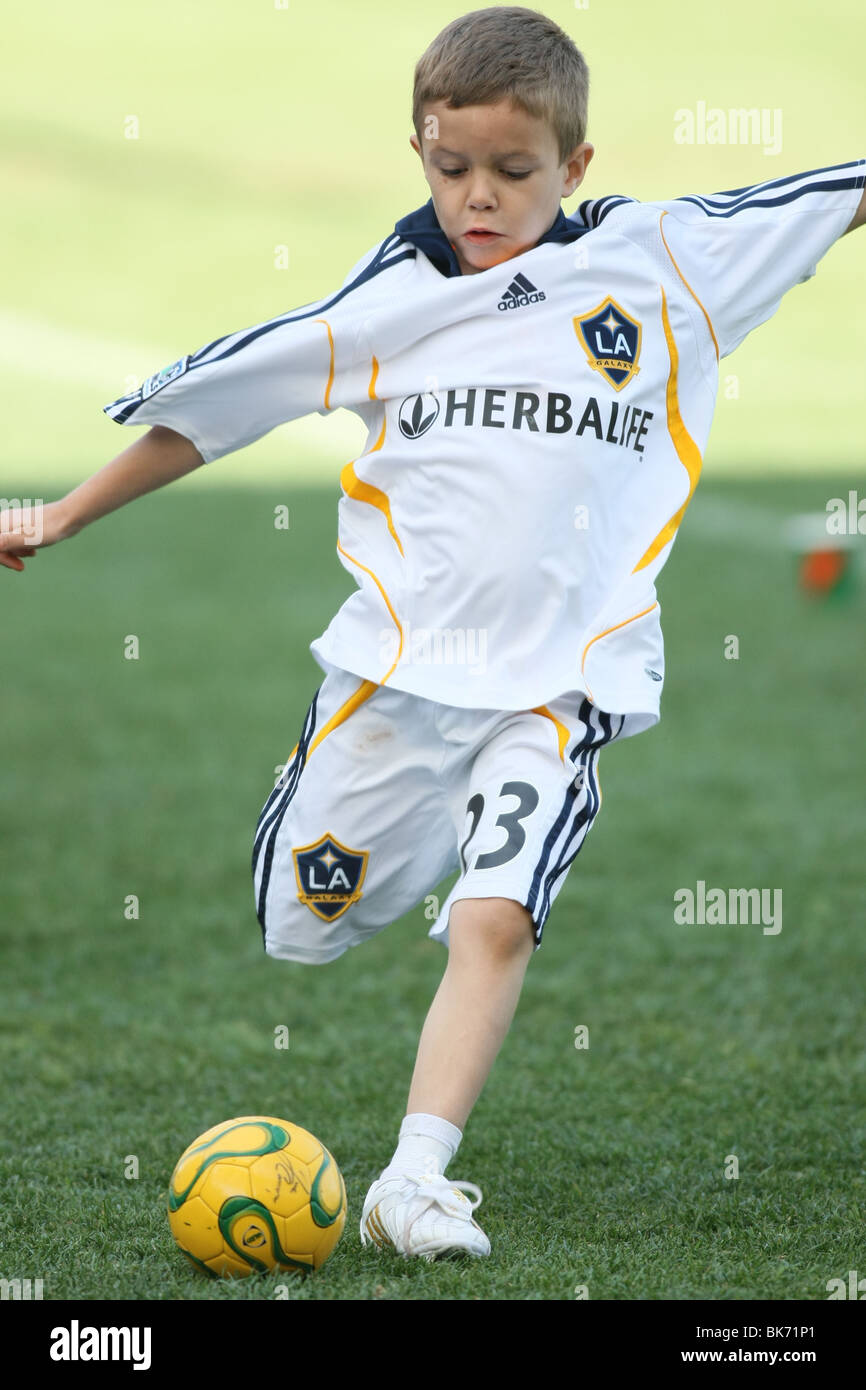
top-left (104, 159), bottom-right (864, 726)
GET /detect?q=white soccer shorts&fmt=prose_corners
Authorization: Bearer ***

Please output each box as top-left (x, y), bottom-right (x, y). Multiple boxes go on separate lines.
top-left (251, 662), bottom-right (632, 964)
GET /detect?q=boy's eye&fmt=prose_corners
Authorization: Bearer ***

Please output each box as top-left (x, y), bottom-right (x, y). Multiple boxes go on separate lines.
top-left (440, 168), bottom-right (531, 180)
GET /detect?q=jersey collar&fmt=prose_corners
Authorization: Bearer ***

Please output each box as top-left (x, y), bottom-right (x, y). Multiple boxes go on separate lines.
top-left (393, 198), bottom-right (586, 278)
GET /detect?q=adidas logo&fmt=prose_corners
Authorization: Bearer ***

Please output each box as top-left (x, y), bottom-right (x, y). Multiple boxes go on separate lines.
top-left (497, 272), bottom-right (546, 312)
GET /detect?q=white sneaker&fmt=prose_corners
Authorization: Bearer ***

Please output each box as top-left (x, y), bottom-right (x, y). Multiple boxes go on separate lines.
top-left (360, 1169), bottom-right (491, 1260)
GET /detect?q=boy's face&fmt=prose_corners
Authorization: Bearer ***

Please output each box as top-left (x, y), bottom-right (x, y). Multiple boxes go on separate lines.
top-left (410, 98), bottom-right (593, 275)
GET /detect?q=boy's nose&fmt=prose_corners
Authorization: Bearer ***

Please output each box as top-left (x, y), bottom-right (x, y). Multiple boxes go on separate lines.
top-left (467, 183), bottom-right (497, 208)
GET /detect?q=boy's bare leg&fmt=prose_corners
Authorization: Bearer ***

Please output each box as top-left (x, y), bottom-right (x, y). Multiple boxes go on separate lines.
top-left (406, 896), bottom-right (535, 1130)
top-left (361, 898), bottom-right (533, 1255)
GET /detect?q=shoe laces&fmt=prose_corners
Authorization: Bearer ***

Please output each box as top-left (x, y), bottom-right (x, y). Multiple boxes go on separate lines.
top-left (403, 1171), bottom-right (483, 1224)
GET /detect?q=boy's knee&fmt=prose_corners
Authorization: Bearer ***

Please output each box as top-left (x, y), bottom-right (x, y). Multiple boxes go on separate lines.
top-left (448, 896), bottom-right (536, 959)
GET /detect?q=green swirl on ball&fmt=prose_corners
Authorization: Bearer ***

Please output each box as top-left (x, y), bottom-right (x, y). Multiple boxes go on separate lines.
top-left (168, 1120), bottom-right (289, 1212)
top-left (309, 1149), bottom-right (345, 1228)
top-left (219, 1196), bottom-right (314, 1275)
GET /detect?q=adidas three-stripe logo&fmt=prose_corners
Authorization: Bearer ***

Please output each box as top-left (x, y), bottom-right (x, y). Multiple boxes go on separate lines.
top-left (497, 272), bottom-right (546, 312)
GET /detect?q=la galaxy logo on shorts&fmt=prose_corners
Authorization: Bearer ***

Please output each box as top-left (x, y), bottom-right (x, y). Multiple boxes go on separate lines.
top-left (141, 355), bottom-right (190, 400)
top-left (573, 298), bottom-right (641, 392)
top-left (292, 834), bottom-right (369, 922)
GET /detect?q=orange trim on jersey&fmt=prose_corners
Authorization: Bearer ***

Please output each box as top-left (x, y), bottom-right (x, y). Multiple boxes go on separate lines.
top-left (658, 211), bottom-right (719, 361)
top-left (313, 317), bottom-right (335, 408)
top-left (580, 602), bottom-right (660, 695)
top-left (531, 704), bottom-right (570, 761)
top-left (340, 362), bottom-right (404, 554)
top-left (340, 459), bottom-right (404, 556)
top-left (632, 286), bottom-right (703, 572)
top-left (336, 540), bottom-right (403, 683)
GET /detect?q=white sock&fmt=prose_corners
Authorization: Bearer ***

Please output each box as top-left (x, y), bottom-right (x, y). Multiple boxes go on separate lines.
top-left (379, 1111), bottom-right (463, 1179)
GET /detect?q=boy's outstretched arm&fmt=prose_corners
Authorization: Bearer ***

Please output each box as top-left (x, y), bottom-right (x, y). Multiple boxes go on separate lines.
top-left (845, 185), bottom-right (866, 232)
top-left (639, 159), bottom-right (865, 361)
top-left (0, 425), bottom-right (203, 572)
top-left (2, 233), bottom-right (387, 575)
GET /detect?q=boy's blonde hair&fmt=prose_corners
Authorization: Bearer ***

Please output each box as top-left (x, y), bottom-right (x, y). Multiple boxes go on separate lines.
top-left (412, 6), bottom-right (590, 165)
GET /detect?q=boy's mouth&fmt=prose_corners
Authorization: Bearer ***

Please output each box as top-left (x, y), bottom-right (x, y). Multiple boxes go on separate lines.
top-left (463, 228), bottom-right (502, 245)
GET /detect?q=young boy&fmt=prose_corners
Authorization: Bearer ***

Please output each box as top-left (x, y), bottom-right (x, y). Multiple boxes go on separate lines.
top-left (2, 6), bottom-right (863, 1262)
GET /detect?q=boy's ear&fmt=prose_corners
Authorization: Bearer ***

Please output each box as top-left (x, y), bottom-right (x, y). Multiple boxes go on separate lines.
top-left (565, 142), bottom-right (595, 196)
top-left (409, 133), bottom-right (423, 162)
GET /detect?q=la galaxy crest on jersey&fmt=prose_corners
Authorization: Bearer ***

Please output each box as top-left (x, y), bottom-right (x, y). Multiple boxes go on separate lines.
top-left (141, 355), bottom-right (190, 400)
top-left (293, 834), bottom-right (369, 922)
top-left (573, 298), bottom-right (641, 392)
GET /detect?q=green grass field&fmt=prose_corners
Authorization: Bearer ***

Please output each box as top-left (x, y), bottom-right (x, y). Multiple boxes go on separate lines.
top-left (1, 475), bottom-right (864, 1301)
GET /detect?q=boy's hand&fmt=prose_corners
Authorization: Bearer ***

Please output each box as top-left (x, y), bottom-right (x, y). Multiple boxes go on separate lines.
top-left (2, 426), bottom-right (206, 573)
top-left (0, 500), bottom-right (78, 573)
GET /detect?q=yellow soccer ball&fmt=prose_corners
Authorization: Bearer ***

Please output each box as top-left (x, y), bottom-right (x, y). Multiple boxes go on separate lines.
top-left (167, 1115), bottom-right (347, 1277)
